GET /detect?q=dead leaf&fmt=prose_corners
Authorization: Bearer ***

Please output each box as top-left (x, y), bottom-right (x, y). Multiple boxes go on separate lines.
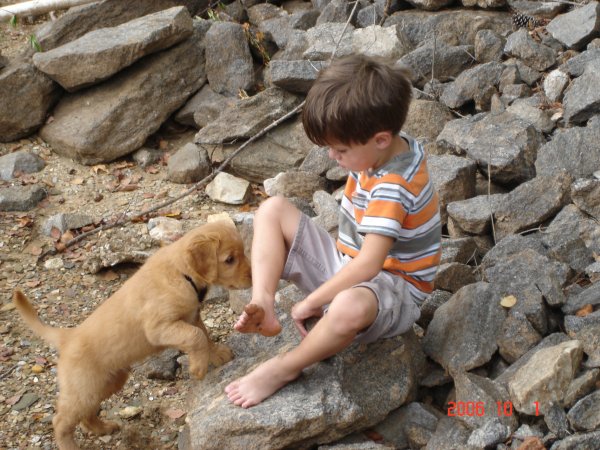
top-left (25, 280), bottom-right (41, 288)
top-left (116, 184), bottom-right (139, 192)
top-left (60, 231), bottom-right (75, 243)
top-left (163, 210), bottom-right (182, 219)
top-left (50, 227), bottom-right (62, 240)
top-left (54, 242), bottom-right (66, 253)
top-left (164, 408), bottom-right (186, 420)
top-left (18, 216), bottom-right (34, 228)
top-left (6, 394), bottom-right (22, 406)
top-left (142, 192), bottom-right (155, 199)
top-left (25, 244), bottom-right (43, 256)
top-left (363, 429), bottom-right (384, 442)
top-left (145, 166), bottom-right (159, 174)
top-left (71, 177), bottom-right (85, 185)
top-left (113, 161), bottom-right (134, 169)
top-left (158, 140), bottom-right (169, 150)
top-left (500, 295), bottom-right (517, 308)
top-left (98, 270), bottom-right (119, 281)
top-left (91, 164), bottom-right (109, 175)
top-left (576, 304), bottom-right (593, 317)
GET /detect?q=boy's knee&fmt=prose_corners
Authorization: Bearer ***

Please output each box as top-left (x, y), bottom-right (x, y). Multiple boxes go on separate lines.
top-left (328, 289), bottom-right (377, 334)
top-left (257, 196), bottom-right (290, 218)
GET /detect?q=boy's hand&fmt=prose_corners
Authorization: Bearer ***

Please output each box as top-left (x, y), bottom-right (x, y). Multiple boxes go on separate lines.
top-left (291, 299), bottom-right (323, 338)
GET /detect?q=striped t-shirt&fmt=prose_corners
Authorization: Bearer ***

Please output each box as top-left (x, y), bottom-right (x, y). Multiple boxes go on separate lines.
top-left (337, 133), bottom-right (442, 304)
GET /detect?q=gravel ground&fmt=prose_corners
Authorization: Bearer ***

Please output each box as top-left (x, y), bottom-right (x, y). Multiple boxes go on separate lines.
top-left (1, 20), bottom-right (258, 447)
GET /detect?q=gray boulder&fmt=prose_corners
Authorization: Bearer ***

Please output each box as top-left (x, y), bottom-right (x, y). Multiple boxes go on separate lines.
top-left (564, 311), bottom-right (600, 368)
top-left (166, 142), bottom-right (210, 184)
top-left (550, 431), bottom-right (600, 450)
top-left (508, 340), bottom-right (583, 415)
top-left (440, 62), bottom-right (504, 110)
top-left (0, 151), bottom-right (45, 181)
top-left (425, 417), bottom-right (472, 450)
top-left (571, 178), bottom-right (600, 220)
top-left (494, 172), bottom-right (572, 239)
top-left (195, 87), bottom-right (301, 145)
top-left (567, 390), bottom-right (600, 431)
top-left (427, 154), bottom-right (476, 224)
top-left (181, 286), bottom-right (423, 449)
top-left (475, 29), bottom-right (505, 63)
top-left (447, 193), bottom-right (505, 235)
top-left (384, 10), bottom-right (511, 48)
top-left (536, 115), bottom-right (600, 178)
top-left (210, 118), bottom-right (313, 184)
top-left (0, 185), bottom-right (47, 211)
top-left (437, 111), bottom-right (544, 185)
top-left (454, 371), bottom-right (517, 430)
top-left (32, 0), bottom-right (206, 53)
top-left (174, 84), bottom-right (237, 128)
top-left (39, 22), bottom-right (208, 164)
top-left (541, 204), bottom-right (597, 273)
top-left (303, 23), bottom-right (354, 60)
top-left (559, 48), bottom-right (600, 77)
top-left (204, 21), bottom-right (254, 96)
top-left (423, 282), bottom-right (506, 372)
top-left (32, 6), bottom-right (193, 92)
top-left (547, 1), bottom-right (600, 50)
top-left (0, 62), bottom-right (60, 142)
top-left (504, 28), bottom-right (557, 71)
top-left (403, 100), bottom-right (454, 155)
top-left (563, 59), bottom-right (600, 125)
top-left (398, 42), bottom-right (475, 89)
top-left (268, 59), bottom-right (326, 94)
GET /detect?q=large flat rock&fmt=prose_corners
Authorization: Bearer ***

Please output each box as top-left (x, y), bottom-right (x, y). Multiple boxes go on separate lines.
top-left (39, 22), bottom-right (208, 164)
top-left (180, 286), bottom-right (424, 449)
top-left (32, 6), bottom-right (193, 92)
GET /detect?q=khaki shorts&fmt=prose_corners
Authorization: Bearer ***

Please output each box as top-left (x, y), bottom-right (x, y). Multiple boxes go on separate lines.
top-left (281, 214), bottom-right (420, 344)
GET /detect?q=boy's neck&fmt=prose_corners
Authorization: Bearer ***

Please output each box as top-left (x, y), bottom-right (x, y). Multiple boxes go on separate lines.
top-left (370, 134), bottom-right (410, 172)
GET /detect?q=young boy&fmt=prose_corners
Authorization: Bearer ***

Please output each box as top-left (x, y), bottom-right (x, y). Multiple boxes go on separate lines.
top-left (225, 54), bottom-right (442, 408)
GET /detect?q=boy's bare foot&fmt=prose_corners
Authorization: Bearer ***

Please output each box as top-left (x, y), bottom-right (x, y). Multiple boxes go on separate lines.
top-left (225, 355), bottom-right (300, 408)
top-left (234, 303), bottom-right (282, 337)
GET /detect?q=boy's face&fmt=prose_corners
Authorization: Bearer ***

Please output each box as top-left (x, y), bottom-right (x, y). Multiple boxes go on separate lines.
top-left (327, 133), bottom-right (392, 172)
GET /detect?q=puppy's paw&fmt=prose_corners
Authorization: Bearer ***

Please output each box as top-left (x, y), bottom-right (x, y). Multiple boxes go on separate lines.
top-left (210, 343), bottom-right (233, 367)
top-left (82, 417), bottom-right (120, 436)
top-left (188, 359), bottom-right (209, 380)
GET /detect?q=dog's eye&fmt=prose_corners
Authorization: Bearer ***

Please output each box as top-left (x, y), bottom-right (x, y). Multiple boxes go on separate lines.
top-left (225, 255), bottom-right (235, 264)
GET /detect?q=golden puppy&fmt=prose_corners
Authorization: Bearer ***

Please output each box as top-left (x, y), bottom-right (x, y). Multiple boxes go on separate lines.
top-left (13, 220), bottom-right (251, 450)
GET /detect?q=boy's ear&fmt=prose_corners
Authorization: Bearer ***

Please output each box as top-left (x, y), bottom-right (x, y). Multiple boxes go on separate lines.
top-left (374, 131), bottom-right (393, 148)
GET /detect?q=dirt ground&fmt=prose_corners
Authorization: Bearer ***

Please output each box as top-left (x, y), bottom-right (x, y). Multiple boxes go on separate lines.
top-left (1, 15), bottom-right (260, 450)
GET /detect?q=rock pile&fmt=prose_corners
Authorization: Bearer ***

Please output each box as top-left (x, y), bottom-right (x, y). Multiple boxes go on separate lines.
top-left (1, 0), bottom-right (600, 449)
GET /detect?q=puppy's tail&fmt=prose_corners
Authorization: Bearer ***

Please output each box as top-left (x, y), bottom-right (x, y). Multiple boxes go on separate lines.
top-left (12, 289), bottom-right (66, 349)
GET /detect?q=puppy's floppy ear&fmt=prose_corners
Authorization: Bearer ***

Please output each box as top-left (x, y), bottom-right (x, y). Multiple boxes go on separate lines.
top-left (185, 233), bottom-right (219, 283)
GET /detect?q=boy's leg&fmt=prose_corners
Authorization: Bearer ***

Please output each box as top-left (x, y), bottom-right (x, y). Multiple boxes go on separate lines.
top-left (226, 287), bottom-right (378, 408)
top-left (234, 196), bottom-right (301, 336)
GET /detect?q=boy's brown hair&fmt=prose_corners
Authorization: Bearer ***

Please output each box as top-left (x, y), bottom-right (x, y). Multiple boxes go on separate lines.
top-left (302, 54), bottom-right (413, 146)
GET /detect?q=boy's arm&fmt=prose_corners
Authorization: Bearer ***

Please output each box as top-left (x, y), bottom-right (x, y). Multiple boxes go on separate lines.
top-left (292, 233), bottom-right (394, 335)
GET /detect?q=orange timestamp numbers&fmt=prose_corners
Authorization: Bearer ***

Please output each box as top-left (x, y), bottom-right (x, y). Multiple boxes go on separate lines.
top-left (447, 401), bottom-right (541, 417)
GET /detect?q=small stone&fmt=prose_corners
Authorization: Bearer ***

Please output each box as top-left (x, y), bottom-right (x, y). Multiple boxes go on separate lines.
top-left (1, 303), bottom-right (16, 312)
top-left (44, 258), bottom-right (64, 270)
top-left (12, 392), bottom-right (39, 411)
top-left (118, 406), bottom-right (143, 419)
top-left (31, 364), bottom-right (44, 374)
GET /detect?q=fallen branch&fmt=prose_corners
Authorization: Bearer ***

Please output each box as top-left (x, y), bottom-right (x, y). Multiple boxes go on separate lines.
top-left (0, 0), bottom-right (95, 22)
top-left (37, 0), bottom-right (360, 262)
